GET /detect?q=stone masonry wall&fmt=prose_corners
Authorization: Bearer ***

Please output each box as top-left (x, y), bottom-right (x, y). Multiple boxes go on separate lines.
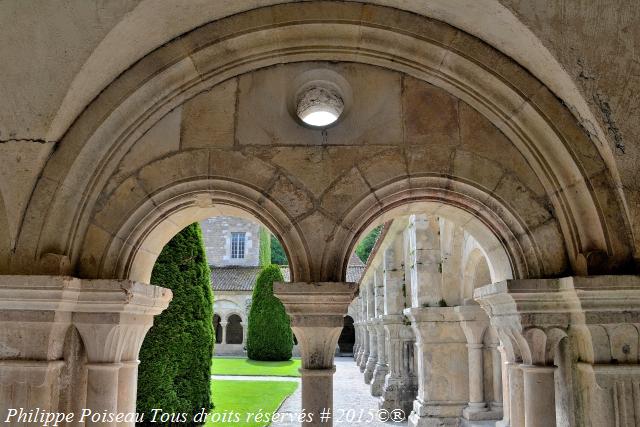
top-left (200, 216), bottom-right (260, 267)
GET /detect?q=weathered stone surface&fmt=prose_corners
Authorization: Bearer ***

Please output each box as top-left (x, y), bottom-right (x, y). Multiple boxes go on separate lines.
top-left (181, 78), bottom-right (237, 149)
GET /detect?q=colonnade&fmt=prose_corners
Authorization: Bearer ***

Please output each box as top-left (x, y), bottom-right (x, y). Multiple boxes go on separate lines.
top-left (351, 215), bottom-right (640, 427)
top-left (351, 216), bottom-right (501, 426)
top-left (2, 216), bottom-right (640, 427)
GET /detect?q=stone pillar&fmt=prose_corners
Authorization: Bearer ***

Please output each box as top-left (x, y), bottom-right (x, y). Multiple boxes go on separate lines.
top-left (371, 269), bottom-right (388, 396)
top-left (371, 318), bottom-right (387, 395)
top-left (364, 278), bottom-right (378, 384)
top-left (0, 276), bottom-right (74, 422)
top-left (505, 362), bottom-right (525, 427)
top-left (410, 215), bottom-right (442, 308)
top-left (73, 280), bottom-right (171, 427)
top-left (379, 234), bottom-right (416, 416)
top-left (520, 365), bottom-right (556, 427)
top-left (359, 284), bottom-right (371, 372)
top-left (0, 276), bottom-right (171, 427)
top-left (489, 343), bottom-right (504, 413)
top-left (274, 281), bottom-right (357, 427)
top-left (405, 307), bottom-right (468, 426)
top-left (117, 361), bottom-right (140, 426)
top-left (456, 305), bottom-right (502, 422)
top-left (359, 321), bottom-right (370, 372)
top-left (474, 276), bottom-right (640, 427)
top-left (364, 320), bottom-right (378, 384)
top-left (220, 321), bottom-right (228, 344)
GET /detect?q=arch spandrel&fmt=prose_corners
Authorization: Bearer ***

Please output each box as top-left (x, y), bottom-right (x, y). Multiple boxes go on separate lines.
top-left (12, 3), bottom-right (633, 280)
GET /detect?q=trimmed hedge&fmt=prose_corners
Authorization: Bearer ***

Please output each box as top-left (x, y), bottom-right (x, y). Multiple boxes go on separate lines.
top-left (136, 223), bottom-right (214, 422)
top-left (258, 226), bottom-right (271, 267)
top-left (246, 265), bottom-right (293, 361)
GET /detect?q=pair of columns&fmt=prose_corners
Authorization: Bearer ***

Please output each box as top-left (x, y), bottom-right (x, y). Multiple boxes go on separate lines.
top-left (0, 277), bottom-right (356, 427)
top-left (474, 276), bottom-right (640, 427)
top-left (402, 305), bottom-right (504, 426)
top-left (274, 281), bottom-right (358, 427)
top-left (0, 275), bottom-right (171, 427)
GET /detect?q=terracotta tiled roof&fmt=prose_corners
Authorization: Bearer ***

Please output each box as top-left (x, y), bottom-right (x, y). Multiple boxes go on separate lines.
top-left (211, 261), bottom-right (366, 291)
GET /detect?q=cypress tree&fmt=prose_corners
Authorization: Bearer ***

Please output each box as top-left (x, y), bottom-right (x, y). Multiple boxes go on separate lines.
top-left (246, 265), bottom-right (293, 361)
top-left (258, 226), bottom-right (272, 267)
top-left (136, 223), bottom-right (214, 424)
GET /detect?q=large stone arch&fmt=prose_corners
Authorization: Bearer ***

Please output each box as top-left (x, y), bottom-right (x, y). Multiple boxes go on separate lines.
top-left (12, 2), bottom-right (633, 280)
top-left (78, 151), bottom-right (312, 282)
top-left (332, 177), bottom-right (544, 283)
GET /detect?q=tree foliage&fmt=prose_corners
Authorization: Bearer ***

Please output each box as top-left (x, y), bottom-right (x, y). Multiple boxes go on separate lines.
top-left (137, 223), bottom-right (214, 423)
top-left (258, 226), bottom-right (272, 267)
top-left (355, 225), bottom-right (383, 263)
top-left (246, 265), bottom-right (293, 361)
top-left (270, 234), bottom-right (288, 265)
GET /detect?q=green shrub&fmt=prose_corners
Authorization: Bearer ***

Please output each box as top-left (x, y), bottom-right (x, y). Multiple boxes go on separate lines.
top-left (355, 225), bottom-right (383, 263)
top-left (258, 226), bottom-right (272, 267)
top-left (246, 265), bottom-right (293, 361)
top-left (270, 234), bottom-right (288, 265)
top-left (137, 223), bottom-right (214, 423)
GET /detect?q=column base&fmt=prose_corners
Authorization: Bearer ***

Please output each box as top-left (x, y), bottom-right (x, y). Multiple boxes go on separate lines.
top-left (364, 357), bottom-right (377, 384)
top-left (370, 363), bottom-right (388, 396)
top-left (379, 377), bottom-right (417, 418)
top-left (462, 405), bottom-right (502, 421)
top-left (408, 398), bottom-right (466, 427)
top-left (359, 352), bottom-right (369, 372)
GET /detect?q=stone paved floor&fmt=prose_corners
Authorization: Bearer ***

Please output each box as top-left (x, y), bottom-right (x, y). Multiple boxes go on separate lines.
top-left (272, 357), bottom-right (409, 427)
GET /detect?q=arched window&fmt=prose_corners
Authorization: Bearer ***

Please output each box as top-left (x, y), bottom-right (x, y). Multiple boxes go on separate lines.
top-left (213, 314), bottom-right (223, 344)
top-left (338, 315), bottom-right (355, 353)
top-left (226, 314), bottom-right (243, 344)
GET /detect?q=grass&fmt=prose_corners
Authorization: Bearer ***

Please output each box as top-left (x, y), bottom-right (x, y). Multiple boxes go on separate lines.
top-left (205, 380), bottom-right (298, 426)
top-left (211, 357), bottom-right (301, 377)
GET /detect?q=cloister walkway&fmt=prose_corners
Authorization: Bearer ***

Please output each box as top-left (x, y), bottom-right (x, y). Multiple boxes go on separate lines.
top-left (273, 357), bottom-right (409, 427)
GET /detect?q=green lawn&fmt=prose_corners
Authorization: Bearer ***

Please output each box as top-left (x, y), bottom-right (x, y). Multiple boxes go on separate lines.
top-left (206, 380), bottom-right (298, 426)
top-left (211, 357), bottom-right (301, 377)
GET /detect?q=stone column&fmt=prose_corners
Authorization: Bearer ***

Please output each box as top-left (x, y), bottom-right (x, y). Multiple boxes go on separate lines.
top-left (380, 234), bottom-right (415, 416)
top-left (117, 361), bottom-right (140, 426)
top-left (371, 268), bottom-right (388, 396)
top-left (364, 278), bottom-right (378, 384)
top-left (520, 365), bottom-right (556, 427)
top-left (474, 276), bottom-right (640, 427)
top-left (274, 281), bottom-right (357, 427)
top-left (0, 276), bottom-right (171, 427)
top-left (410, 215), bottom-right (442, 308)
top-left (456, 305), bottom-right (501, 422)
top-left (359, 284), bottom-right (371, 372)
top-left (505, 362), bottom-right (525, 427)
top-left (405, 307), bottom-right (468, 427)
top-left (220, 321), bottom-right (228, 344)
top-left (74, 280), bottom-right (171, 427)
top-left (489, 343), bottom-right (504, 413)
top-left (364, 320), bottom-right (378, 384)
top-left (0, 276), bottom-right (75, 422)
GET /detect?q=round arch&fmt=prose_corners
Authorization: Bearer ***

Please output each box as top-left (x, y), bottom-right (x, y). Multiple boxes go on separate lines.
top-left (13, 3), bottom-right (632, 280)
top-left (79, 174), bottom-right (309, 283)
top-left (334, 176), bottom-right (550, 283)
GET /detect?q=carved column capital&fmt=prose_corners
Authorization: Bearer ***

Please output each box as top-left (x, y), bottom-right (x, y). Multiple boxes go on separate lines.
top-left (274, 282), bottom-right (357, 369)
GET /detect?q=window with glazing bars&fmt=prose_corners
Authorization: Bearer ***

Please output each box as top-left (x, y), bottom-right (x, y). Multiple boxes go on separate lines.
top-left (231, 232), bottom-right (246, 259)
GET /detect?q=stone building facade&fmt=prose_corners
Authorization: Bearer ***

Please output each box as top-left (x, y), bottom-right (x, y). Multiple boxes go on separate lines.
top-left (1, 2), bottom-right (640, 426)
top-left (201, 216), bottom-right (260, 267)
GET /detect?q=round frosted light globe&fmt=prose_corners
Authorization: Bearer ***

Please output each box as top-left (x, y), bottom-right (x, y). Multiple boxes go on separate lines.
top-left (297, 86), bottom-right (344, 128)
